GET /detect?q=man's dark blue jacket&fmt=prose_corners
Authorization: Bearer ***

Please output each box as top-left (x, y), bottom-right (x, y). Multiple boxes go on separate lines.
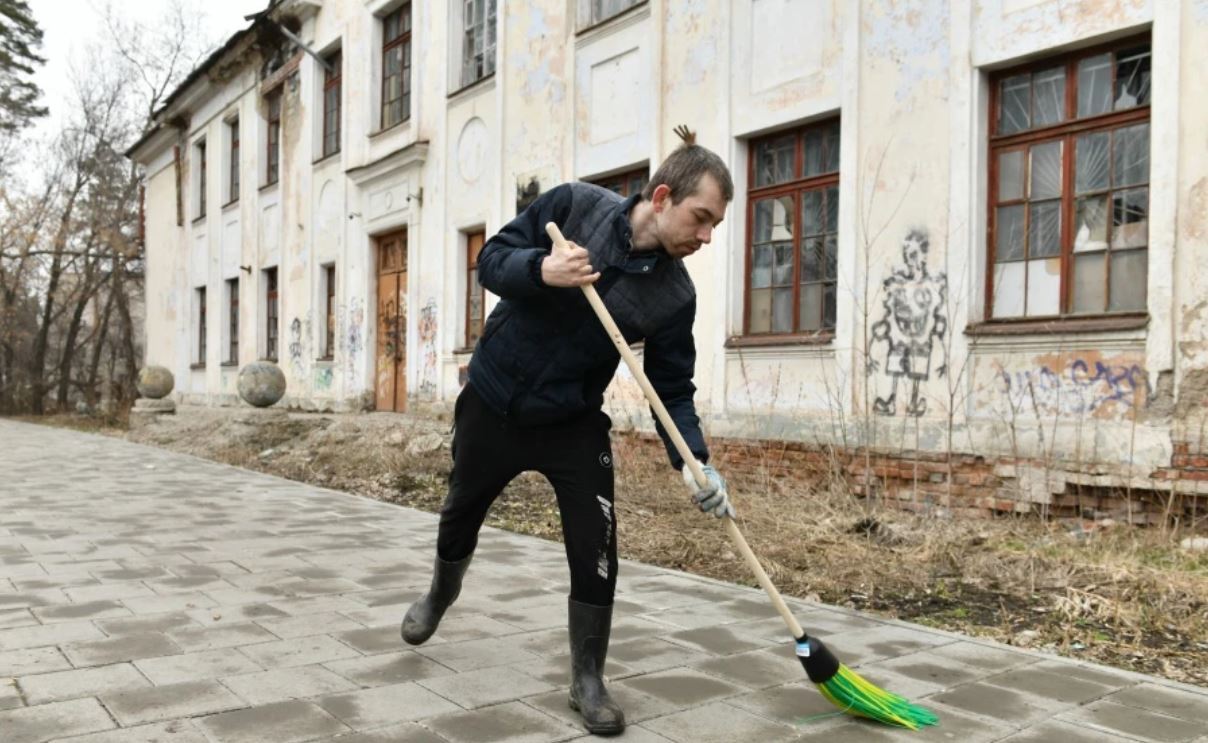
top-left (466, 182), bottom-right (709, 469)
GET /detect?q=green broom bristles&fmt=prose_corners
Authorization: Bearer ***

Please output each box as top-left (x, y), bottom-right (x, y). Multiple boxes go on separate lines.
top-left (797, 635), bottom-right (939, 730)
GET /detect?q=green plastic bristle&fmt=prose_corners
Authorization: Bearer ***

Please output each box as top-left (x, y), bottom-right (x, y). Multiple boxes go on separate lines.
top-left (817, 664), bottom-right (939, 730)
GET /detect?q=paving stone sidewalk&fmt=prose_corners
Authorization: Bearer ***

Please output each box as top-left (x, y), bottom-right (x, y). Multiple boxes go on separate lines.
top-left (1, 418), bottom-right (1206, 743)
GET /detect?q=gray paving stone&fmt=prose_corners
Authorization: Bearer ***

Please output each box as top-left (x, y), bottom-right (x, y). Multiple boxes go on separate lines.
top-left (18, 662), bottom-right (151, 704)
top-left (33, 599), bottom-right (132, 623)
top-left (316, 682), bottom-right (460, 728)
top-left (1058, 699), bottom-right (1207, 742)
top-left (722, 680), bottom-right (862, 728)
top-left (323, 650), bottom-right (458, 688)
top-left (984, 663), bottom-right (1121, 704)
top-left (606, 636), bottom-right (712, 673)
top-left (997, 719), bottom-right (1140, 742)
top-left (416, 665), bottom-right (557, 709)
top-left (689, 644), bottom-right (806, 690)
top-left (319, 722), bottom-right (448, 742)
top-left (220, 665), bottom-right (359, 705)
top-left (618, 668), bottom-right (745, 708)
top-left (43, 720), bottom-right (210, 742)
top-left (184, 603), bottom-right (289, 627)
top-left (64, 582), bottom-right (157, 603)
top-left (524, 683), bottom-right (676, 727)
top-left (0, 646), bottom-right (73, 676)
top-left (63, 633), bottom-right (183, 667)
top-left (166, 621), bottom-right (279, 652)
top-left (415, 636), bottom-right (542, 672)
top-left (257, 611), bottom-right (364, 640)
top-left (101, 679), bottom-right (248, 726)
top-left (134, 647), bottom-right (264, 684)
top-left (641, 700), bottom-right (799, 743)
top-left (1102, 682), bottom-right (1208, 725)
top-left (195, 699), bottom-right (350, 743)
top-left (0, 696), bottom-right (115, 742)
top-left (423, 700), bottom-right (581, 743)
top-left (121, 593), bottom-right (213, 615)
top-left (332, 624), bottom-right (409, 655)
top-left (930, 679), bottom-right (1069, 726)
top-left (1, 677), bottom-right (22, 710)
top-left (0, 621), bottom-right (106, 651)
top-left (94, 611), bottom-right (202, 637)
top-left (236, 634), bottom-right (361, 669)
top-left (0, 608), bottom-right (42, 630)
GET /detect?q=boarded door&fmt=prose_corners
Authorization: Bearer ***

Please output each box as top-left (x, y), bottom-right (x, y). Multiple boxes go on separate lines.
top-left (375, 230), bottom-right (408, 412)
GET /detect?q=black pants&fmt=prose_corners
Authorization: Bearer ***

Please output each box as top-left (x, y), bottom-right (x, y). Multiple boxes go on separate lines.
top-left (437, 384), bottom-right (618, 606)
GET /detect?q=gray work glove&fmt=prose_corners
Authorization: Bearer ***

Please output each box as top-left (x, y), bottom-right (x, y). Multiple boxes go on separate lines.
top-left (682, 461), bottom-right (736, 519)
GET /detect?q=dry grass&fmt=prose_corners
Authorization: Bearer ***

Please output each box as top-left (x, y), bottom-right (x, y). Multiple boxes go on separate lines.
top-left (19, 407), bottom-right (1208, 687)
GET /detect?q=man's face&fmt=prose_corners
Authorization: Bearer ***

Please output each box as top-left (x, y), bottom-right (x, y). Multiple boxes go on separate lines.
top-left (653, 175), bottom-right (728, 259)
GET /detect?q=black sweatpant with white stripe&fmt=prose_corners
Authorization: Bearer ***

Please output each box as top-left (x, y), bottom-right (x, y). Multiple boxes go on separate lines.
top-left (436, 383), bottom-right (618, 606)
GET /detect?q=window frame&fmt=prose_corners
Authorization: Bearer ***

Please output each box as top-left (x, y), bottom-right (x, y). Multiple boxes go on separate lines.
top-left (322, 264), bottom-right (336, 360)
top-left (195, 139), bottom-right (207, 220)
top-left (581, 0), bottom-right (646, 30)
top-left (743, 119), bottom-right (842, 340)
top-left (465, 230), bottom-right (486, 348)
top-left (589, 166), bottom-right (649, 198)
top-left (265, 267), bottom-right (279, 361)
top-left (226, 278), bottom-right (239, 365)
top-left (381, 3), bottom-right (412, 130)
top-left (985, 35), bottom-right (1152, 322)
top-left (460, 0), bottom-right (497, 89)
top-left (265, 90), bottom-right (282, 186)
top-left (322, 50), bottom-right (342, 158)
top-left (227, 118), bottom-right (240, 205)
top-left (197, 286), bottom-right (207, 366)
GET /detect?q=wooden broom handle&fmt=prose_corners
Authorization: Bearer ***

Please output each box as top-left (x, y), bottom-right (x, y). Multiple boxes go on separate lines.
top-left (544, 222), bottom-right (804, 639)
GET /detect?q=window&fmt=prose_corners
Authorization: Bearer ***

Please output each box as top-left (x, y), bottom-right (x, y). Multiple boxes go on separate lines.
top-left (266, 90), bottom-right (281, 185)
top-left (197, 287), bottom-right (207, 364)
top-left (989, 40), bottom-right (1151, 319)
top-left (228, 119), bottom-right (240, 203)
top-left (583, 0), bottom-right (644, 27)
top-left (226, 278), bottom-right (239, 365)
top-left (461, 0), bottom-right (496, 87)
top-left (195, 139), bottom-right (207, 218)
top-left (265, 267), bottom-right (279, 361)
top-left (381, 4), bottom-right (412, 129)
top-left (322, 51), bottom-right (341, 157)
top-left (745, 120), bottom-right (841, 336)
top-left (590, 166), bottom-right (648, 198)
top-left (466, 231), bottom-right (486, 346)
top-left (322, 264), bottom-right (336, 359)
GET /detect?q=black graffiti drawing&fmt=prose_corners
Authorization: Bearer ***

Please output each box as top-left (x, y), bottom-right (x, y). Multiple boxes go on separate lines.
top-left (868, 230), bottom-right (948, 417)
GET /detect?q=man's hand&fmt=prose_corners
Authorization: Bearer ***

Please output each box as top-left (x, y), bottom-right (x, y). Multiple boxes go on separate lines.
top-left (682, 461), bottom-right (736, 519)
top-left (541, 238), bottom-right (600, 288)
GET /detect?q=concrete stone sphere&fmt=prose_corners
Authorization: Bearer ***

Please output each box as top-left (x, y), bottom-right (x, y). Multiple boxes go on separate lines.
top-left (136, 366), bottom-right (175, 399)
top-left (237, 361), bottom-right (287, 408)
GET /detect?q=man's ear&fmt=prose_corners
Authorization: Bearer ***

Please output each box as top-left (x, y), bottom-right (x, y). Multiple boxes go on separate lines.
top-left (651, 183), bottom-right (672, 212)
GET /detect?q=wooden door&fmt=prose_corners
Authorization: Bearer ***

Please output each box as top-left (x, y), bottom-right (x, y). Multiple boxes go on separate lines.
top-left (375, 230), bottom-right (408, 412)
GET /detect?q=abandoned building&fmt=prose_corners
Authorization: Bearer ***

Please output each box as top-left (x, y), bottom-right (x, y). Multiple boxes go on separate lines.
top-left (127, 0), bottom-right (1208, 523)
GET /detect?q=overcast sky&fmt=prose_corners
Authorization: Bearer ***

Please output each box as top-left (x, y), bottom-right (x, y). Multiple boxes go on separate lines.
top-left (30, 0), bottom-right (267, 129)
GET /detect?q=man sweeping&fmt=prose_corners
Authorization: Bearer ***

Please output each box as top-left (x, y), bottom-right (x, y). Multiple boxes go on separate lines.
top-left (400, 128), bottom-right (735, 736)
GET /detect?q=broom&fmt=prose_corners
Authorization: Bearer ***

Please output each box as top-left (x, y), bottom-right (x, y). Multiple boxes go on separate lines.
top-left (545, 222), bottom-right (939, 731)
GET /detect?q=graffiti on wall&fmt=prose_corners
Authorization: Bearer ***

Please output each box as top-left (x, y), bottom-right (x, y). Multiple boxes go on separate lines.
top-left (314, 365), bottom-right (333, 391)
top-left (341, 297), bottom-right (365, 390)
top-left (418, 298), bottom-right (438, 398)
top-left (867, 230), bottom-right (948, 416)
top-left (993, 358), bottom-right (1149, 418)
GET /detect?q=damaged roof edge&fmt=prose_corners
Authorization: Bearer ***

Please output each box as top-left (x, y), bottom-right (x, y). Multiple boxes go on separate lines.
top-left (125, 1), bottom-right (281, 161)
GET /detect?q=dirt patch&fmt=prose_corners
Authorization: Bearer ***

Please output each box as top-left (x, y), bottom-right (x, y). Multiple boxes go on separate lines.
top-left (23, 407), bottom-right (1208, 688)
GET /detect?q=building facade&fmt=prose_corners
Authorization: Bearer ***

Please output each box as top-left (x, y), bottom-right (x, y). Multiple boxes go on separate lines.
top-left (129, 0), bottom-right (1208, 518)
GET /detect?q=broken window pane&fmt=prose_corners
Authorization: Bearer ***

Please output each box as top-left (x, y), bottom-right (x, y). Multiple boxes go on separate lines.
top-left (755, 135), bottom-right (795, 187)
top-left (998, 149), bottom-right (1024, 202)
top-left (1074, 196), bottom-right (1109, 252)
top-left (800, 283), bottom-right (822, 331)
top-left (773, 287), bottom-right (793, 332)
top-left (998, 74), bottom-right (1031, 135)
top-left (993, 261), bottom-right (1026, 318)
top-left (749, 288), bottom-right (771, 333)
top-left (802, 237), bottom-right (823, 281)
top-left (1115, 46), bottom-right (1151, 110)
top-left (996, 204), bottom-right (1026, 261)
top-left (1076, 131), bottom-right (1110, 194)
top-left (1078, 53), bottom-right (1113, 118)
top-left (1026, 258), bottom-right (1061, 316)
top-left (1072, 252), bottom-right (1107, 314)
top-left (1029, 200), bottom-right (1061, 258)
top-left (1113, 123), bottom-right (1150, 187)
top-left (1112, 187), bottom-right (1148, 249)
top-left (751, 244), bottom-right (773, 289)
top-left (1033, 66), bottom-right (1065, 127)
top-left (755, 197), bottom-right (793, 243)
top-left (1030, 141), bottom-right (1062, 199)
top-left (1109, 248), bottom-right (1147, 311)
top-left (802, 190), bottom-right (824, 236)
top-left (773, 243), bottom-right (795, 286)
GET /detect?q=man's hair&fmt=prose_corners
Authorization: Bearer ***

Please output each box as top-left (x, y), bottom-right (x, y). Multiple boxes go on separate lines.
top-left (642, 126), bottom-right (734, 204)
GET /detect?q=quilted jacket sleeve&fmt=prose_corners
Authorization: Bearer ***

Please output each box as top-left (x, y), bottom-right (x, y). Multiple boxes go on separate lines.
top-left (477, 184), bottom-right (574, 300)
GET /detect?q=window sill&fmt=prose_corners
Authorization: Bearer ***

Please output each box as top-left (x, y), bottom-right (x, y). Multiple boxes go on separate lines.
top-left (453, 347), bottom-right (475, 355)
top-left (259, 180), bottom-right (279, 193)
top-left (191, 213), bottom-right (206, 225)
top-left (965, 315), bottom-right (1148, 336)
top-left (369, 119), bottom-right (409, 139)
top-left (315, 356), bottom-right (334, 363)
top-left (313, 151), bottom-right (340, 167)
top-left (190, 362), bottom-right (206, 370)
top-left (447, 73), bottom-right (495, 101)
top-left (221, 198), bottom-right (239, 212)
top-left (725, 332), bottom-right (834, 348)
top-left (261, 357), bottom-right (279, 364)
top-left (220, 361), bottom-right (238, 368)
top-left (576, 1), bottom-right (650, 39)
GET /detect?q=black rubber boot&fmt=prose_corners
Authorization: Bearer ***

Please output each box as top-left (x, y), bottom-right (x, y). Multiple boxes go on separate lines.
top-left (401, 554), bottom-right (472, 645)
top-left (568, 598), bottom-right (625, 736)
